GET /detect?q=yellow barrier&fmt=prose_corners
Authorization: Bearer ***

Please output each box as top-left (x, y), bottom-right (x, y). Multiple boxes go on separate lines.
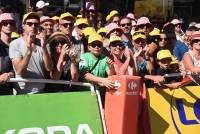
top-left (148, 86), bottom-right (200, 134)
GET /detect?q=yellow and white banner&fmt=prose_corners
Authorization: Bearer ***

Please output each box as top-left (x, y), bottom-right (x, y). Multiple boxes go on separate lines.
top-left (148, 86), bottom-right (200, 134)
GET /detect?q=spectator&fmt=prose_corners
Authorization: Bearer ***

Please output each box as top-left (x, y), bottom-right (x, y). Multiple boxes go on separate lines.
top-left (79, 33), bottom-right (115, 106)
top-left (45, 32), bottom-right (79, 92)
top-left (158, 31), bottom-right (167, 50)
top-left (171, 19), bottom-right (184, 42)
top-left (79, 33), bottom-right (115, 87)
top-left (135, 17), bottom-right (153, 36)
top-left (120, 17), bottom-right (133, 49)
top-left (35, 0), bottom-right (49, 17)
top-left (156, 49), bottom-right (182, 88)
top-left (183, 31), bottom-right (200, 73)
top-left (107, 10), bottom-right (120, 25)
top-left (0, 13), bottom-right (16, 95)
top-left (109, 35), bottom-right (136, 75)
top-left (40, 16), bottom-right (54, 39)
top-left (9, 12), bottom-right (53, 94)
top-left (52, 16), bottom-right (59, 32)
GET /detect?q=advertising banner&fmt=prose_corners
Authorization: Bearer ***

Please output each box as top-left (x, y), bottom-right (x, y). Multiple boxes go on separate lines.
top-left (148, 86), bottom-right (200, 134)
top-left (0, 92), bottom-right (103, 134)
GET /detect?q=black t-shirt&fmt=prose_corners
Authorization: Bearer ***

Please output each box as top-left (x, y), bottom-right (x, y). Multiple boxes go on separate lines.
top-left (0, 39), bottom-right (14, 95)
top-left (156, 67), bottom-right (182, 83)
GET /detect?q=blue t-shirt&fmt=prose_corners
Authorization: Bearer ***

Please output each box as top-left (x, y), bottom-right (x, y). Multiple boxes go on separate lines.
top-left (173, 40), bottom-right (189, 61)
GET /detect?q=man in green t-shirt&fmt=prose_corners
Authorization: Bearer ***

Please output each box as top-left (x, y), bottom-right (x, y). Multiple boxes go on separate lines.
top-left (79, 34), bottom-right (115, 89)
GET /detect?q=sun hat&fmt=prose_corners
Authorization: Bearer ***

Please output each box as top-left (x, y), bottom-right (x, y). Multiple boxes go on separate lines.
top-left (88, 34), bottom-right (102, 44)
top-left (136, 17), bottom-right (151, 26)
top-left (109, 10), bottom-right (119, 18)
top-left (59, 12), bottom-right (74, 21)
top-left (126, 13), bottom-right (135, 20)
top-left (40, 16), bottom-right (54, 24)
top-left (149, 28), bottom-right (160, 36)
top-left (46, 32), bottom-right (71, 44)
top-left (157, 49), bottom-right (172, 60)
top-left (74, 18), bottom-right (89, 27)
top-left (170, 56), bottom-right (178, 65)
top-left (0, 13), bottom-right (14, 23)
top-left (97, 27), bottom-right (107, 34)
top-left (82, 27), bottom-right (96, 37)
top-left (106, 23), bottom-right (123, 36)
top-left (22, 12), bottom-right (39, 24)
top-left (132, 32), bottom-right (146, 40)
top-left (11, 32), bottom-right (20, 39)
top-left (86, 2), bottom-right (95, 10)
top-left (36, 0), bottom-right (49, 9)
top-left (109, 35), bottom-right (122, 44)
top-left (52, 16), bottom-right (59, 21)
top-left (171, 19), bottom-right (182, 25)
top-left (191, 31), bottom-right (200, 40)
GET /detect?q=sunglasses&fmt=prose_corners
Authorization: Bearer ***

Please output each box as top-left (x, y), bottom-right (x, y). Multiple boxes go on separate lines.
top-left (134, 39), bottom-right (146, 44)
top-left (110, 42), bottom-right (125, 48)
top-left (90, 43), bottom-right (102, 48)
top-left (133, 31), bottom-right (145, 36)
top-left (192, 39), bottom-right (200, 43)
top-left (61, 23), bottom-right (74, 28)
top-left (1, 20), bottom-right (15, 26)
top-left (44, 23), bottom-right (53, 27)
top-left (78, 24), bottom-right (87, 29)
top-left (26, 22), bottom-right (39, 27)
top-left (138, 24), bottom-right (151, 29)
top-left (120, 23), bottom-right (131, 27)
top-left (52, 40), bottom-right (67, 46)
top-left (159, 37), bottom-right (167, 41)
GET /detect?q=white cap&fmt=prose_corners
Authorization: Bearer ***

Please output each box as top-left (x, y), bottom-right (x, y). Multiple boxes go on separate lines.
top-left (36, 0), bottom-right (49, 9)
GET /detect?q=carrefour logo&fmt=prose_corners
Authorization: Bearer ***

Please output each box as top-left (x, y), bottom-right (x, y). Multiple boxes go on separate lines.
top-left (127, 81), bottom-right (138, 96)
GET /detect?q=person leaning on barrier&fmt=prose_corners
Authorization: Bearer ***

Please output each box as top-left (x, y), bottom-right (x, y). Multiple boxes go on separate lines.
top-left (109, 35), bottom-right (136, 75)
top-left (0, 13), bottom-right (16, 95)
top-left (9, 12), bottom-right (53, 94)
top-left (79, 33), bottom-right (115, 88)
top-left (183, 31), bottom-right (200, 73)
top-left (45, 32), bottom-right (79, 92)
top-left (79, 34), bottom-right (116, 105)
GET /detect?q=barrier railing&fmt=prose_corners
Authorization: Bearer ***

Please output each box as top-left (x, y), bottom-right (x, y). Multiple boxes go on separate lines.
top-left (7, 78), bottom-right (107, 134)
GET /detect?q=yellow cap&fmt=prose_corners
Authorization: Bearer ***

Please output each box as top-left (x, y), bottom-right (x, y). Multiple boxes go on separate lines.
top-left (97, 27), bottom-right (106, 34)
top-left (109, 35), bottom-right (122, 44)
top-left (82, 27), bottom-right (96, 37)
top-left (11, 32), bottom-right (20, 39)
top-left (74, 18), bottom-right (89, 26)
top-left (60, 12), bottom-right (74, 20)
top-left (106, 14), bottom-right (111, 22)
top-left (52, 16), bottom-right (59, 21)
top-left (157, 50), bottom-right (172, 60)
top-left (76, 14), bottom-right (82, 19)
top-left (88, 34), bottom-right (102, 44)
top-left (109, 10), bottom-right (119, 18)
top-left (171, 56), bottom-right (178, 64)
top-left (149, 28), bottom-right (160, 36)
top-left (132, 32), bottom-right (146, 40)
top-left (22, 12), bottom-right (39, 24)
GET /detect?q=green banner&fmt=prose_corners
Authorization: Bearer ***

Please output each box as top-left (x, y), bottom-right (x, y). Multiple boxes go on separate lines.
top-left (0, 92), bottom-right (103, 134)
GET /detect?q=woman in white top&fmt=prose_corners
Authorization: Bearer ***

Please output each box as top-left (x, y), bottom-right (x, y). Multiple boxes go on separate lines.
top-left (183, 31), bottom-right (200, 73)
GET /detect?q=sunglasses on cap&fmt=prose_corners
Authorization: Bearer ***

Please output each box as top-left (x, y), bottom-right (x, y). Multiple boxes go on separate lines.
top-left (192, 39), bottom-right (200, 43)
top-left (90, 42), bottom-right (102, 48)
top-left (120, 23), bottom-right (131, 27)
top-left (61, 23), bottom-right (74, 28)
top-left (26, 22), bottom-right (39, 27)
top-left (1, 20), bottom-right (15, 27)
top-left (110, 42), bottom-right (125, 48)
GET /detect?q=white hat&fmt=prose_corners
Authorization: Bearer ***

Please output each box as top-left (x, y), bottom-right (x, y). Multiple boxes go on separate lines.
top-left (36, 0), bottom-right (49, 9)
